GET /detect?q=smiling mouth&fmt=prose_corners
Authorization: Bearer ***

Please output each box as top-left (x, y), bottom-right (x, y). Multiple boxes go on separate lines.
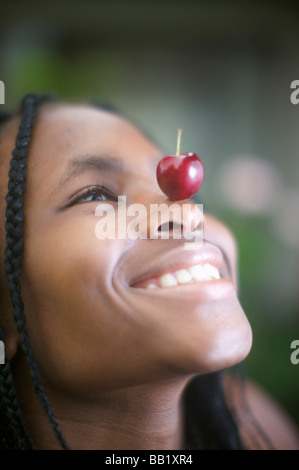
top-left (131, 262), bottom-right (222, 289)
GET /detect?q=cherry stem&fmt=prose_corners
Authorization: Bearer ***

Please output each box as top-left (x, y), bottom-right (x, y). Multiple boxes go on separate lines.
top-left (176, 128), bottom-right (182, 156)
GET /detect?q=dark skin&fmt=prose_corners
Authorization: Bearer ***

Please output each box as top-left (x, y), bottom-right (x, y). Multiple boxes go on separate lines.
top-left (0, 103), bottom-right (298, 449)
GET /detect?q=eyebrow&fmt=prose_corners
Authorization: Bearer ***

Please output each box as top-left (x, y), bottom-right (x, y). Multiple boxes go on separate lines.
top-left (53, 155), bottom-right (126, 193)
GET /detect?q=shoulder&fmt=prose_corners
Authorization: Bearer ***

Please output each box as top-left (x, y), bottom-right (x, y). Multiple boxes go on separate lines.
top-left (222, 372), bottom-right (299, 450)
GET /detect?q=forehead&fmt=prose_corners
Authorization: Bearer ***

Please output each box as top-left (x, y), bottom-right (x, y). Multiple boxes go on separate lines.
top-left (13, 103), bottom-right (163, 210)
top-left (29, 103), bottom-right (160, 172)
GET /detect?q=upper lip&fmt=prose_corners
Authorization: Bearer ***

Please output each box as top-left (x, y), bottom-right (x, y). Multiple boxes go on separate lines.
top-left (128, 241), bottom-right (227, 287)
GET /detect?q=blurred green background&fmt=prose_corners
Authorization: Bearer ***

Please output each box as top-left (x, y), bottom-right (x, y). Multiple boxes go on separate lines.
top-left (1, 0), bottom-right (298, 427)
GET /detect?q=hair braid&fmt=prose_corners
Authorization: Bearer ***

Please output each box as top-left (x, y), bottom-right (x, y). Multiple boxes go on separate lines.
top-left (1, 110), bottom-right (33, 449)
top-left (0, 328), bottom-right (34, 449)
top-left (3, 94), bottom-right (69, 450)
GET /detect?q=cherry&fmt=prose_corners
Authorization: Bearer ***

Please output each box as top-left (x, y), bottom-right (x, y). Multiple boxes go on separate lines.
top-left (156, 129), bottom-right (204, 201)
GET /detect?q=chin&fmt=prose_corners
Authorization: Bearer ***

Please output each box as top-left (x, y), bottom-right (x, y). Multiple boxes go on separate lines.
top-left (159, 309), bottom-right (253, 378)
top-left (186, 322), bottom-right (252, 376)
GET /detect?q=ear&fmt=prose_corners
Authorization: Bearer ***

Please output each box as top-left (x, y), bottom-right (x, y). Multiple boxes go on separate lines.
top-left (0, 299), bottom-right (20, 361)
top-left (0, 266), bottom-right (21, 360)
top-left (4, 320), bottom-right (20, 361)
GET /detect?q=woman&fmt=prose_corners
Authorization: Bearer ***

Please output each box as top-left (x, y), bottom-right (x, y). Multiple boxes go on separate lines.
top-left (0, 94), bottom-right (298, 450)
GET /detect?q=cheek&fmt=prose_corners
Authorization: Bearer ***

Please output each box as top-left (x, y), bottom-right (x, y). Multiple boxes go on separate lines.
top-left (20, 221), bottom-right (134, 394)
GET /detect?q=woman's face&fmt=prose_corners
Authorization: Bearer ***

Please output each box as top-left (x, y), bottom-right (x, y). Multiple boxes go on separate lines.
top-left (0, 103), bottom-right (252, 397)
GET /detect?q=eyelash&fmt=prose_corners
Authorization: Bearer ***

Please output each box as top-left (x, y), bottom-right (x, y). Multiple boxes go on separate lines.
top-left (70, 185), bottom-right (118, 205)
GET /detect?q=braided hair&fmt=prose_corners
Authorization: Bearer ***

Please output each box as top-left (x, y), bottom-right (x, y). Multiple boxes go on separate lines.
top-left (0, 107), bottom-right (34, 449)
top-left (0, 94), bottom-right (262, 450)
top-left (0, 94), bottom-right (69, 449)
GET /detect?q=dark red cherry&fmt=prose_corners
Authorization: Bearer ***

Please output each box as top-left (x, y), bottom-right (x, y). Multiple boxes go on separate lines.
top-left (156, 151), bottom-right (204, 201)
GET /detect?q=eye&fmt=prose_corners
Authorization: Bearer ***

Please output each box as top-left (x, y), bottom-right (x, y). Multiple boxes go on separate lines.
top-left (70, 185), bottom-right (118, 205)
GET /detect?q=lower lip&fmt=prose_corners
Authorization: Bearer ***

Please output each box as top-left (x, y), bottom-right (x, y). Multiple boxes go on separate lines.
top-left (130, 277), bottom-right (234, 300)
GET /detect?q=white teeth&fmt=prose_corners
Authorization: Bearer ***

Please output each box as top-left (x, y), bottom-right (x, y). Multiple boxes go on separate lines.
top-left (145, 263), bottom-right (221, 289)
top-left (202, 263), bottom-right (221, 279)
top-left (188, 264), bottom-right (207, 281)
top-left (160, 273), bottom-right (178, 287)
top-left (174, 269), bottom-right (193, 283)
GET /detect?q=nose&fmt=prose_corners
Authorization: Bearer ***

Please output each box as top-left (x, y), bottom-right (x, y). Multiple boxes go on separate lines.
top-left (145, 198), bottom-right (203, 242)
top-left (128, 179), bottom-right (203, 247)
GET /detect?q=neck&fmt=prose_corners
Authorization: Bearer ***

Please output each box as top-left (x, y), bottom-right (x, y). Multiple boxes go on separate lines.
top-left (15, 358), bottom-right (191, 449)
top-left (51, 382), bottom-right (186, 450)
